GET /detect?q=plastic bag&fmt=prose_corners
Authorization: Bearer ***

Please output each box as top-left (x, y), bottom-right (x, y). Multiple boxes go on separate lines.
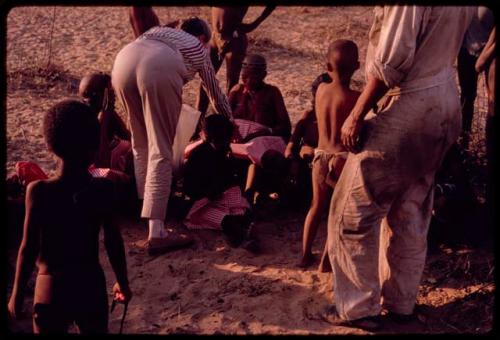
top-left (172, 104), bottom-right (201, 179)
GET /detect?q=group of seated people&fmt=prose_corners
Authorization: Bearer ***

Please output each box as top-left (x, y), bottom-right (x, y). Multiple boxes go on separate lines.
top-left (7, 48), bottom-right (340, 266)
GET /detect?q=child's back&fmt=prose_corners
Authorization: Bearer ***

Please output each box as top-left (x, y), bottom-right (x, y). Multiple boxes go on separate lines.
top-left (33, 176), bottom-right (113, 275)
top-left (315, 82), bottom-right (360, 154)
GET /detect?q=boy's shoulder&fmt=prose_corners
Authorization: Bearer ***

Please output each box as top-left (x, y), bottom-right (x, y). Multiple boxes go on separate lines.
top-left (264, 83), bottom-right (283, 95)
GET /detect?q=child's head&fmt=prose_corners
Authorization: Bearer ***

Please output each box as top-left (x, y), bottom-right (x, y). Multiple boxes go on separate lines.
top-left (203, 114), bottom-right (234, 151)
top-left (241, 54), bottom-right (267, 91)
top-left (44, 99), bottom-right (100, 167)
top-left (180, 17), bottom-right (212, 47)
top-left (326, 39), bottom-right (359, 83)
top-left (78, 73), bottom-right (113, 115)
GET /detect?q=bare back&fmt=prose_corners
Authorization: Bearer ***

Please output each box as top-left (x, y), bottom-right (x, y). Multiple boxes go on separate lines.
top-left (31, 176), bottom-right (113, 276)
top-left (315, 82), bottom-right (360, 154)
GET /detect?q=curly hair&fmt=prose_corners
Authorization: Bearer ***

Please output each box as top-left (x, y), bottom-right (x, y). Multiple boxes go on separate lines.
top-left (43, 99), bottom-right (100, 164)
top-left (180, 17), bottom-right (211, 43)
top-left (202, 114), bottom-right (233, 151)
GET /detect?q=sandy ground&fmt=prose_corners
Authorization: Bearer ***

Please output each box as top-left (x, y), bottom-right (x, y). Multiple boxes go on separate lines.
top-left (5, 6), bottom-right (494, 335)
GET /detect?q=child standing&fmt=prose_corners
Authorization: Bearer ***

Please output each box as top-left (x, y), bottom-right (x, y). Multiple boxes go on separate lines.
top-left (298, 40), bottom-right (360, 269)
top-left (7, 100), bottom-right (132, 333)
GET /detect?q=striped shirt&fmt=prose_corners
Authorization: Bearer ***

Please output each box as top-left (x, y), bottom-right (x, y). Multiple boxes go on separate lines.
top-left (141, 26), bottom-right (232, 119)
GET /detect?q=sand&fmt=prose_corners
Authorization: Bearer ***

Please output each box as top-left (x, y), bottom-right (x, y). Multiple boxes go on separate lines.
top-left (5, 6), bottom-right (493, 335)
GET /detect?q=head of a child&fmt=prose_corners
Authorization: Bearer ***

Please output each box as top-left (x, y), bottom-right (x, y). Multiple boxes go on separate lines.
top-left (181, 17), bottom-right (212, 48)
top-left (241, 54), bottom-right (267, 91)
top-left (44, 100), bottom-right (100, 168)
top-left (326, 39), bottom-right (359, 85)
top-left (78, 73), bottom-right (114, 115)
top-left (203, 114), bottom-right (234, 152)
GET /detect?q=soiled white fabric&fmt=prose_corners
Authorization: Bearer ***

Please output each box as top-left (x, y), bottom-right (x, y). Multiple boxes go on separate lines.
top-left (327, 6), bottom-right (474, 321)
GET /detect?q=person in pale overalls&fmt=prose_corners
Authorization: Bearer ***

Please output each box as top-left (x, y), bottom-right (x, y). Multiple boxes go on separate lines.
top-left (324, 6), bottom-right (475, 330)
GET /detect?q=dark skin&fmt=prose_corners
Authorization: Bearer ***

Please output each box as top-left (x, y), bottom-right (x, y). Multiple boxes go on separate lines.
top-left (7, 155), bottom-right (132, 332)
top-left (196, 6), bottom-right (276, 116)
top-left (299, 44), bottom-right (361, 270)
top-left (79, 75), bottom-right (131, 168)
top-left (228, 64), bottom-right (291, 198)
top-left (129, 7), bottom-right (160, 39)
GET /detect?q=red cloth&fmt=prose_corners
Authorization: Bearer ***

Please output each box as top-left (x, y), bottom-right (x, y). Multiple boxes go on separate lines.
top-left (15, 161), bottom-right (48, 186)
top-left (184, 186), bottom-right (249, 230)
top-left (184, 136), bottom-right (285, 166)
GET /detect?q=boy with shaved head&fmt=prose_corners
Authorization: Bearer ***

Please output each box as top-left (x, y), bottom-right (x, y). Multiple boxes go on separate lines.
top-left (298, 40), bottom-right (360, 269)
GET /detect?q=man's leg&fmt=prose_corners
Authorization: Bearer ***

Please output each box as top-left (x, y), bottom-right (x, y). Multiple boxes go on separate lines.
top-left (224, 34), bottom-right (248, 94)
top-left (457, 47), bottom-right (479, 148)
top-left (379, 173), bottom-right (435, 316)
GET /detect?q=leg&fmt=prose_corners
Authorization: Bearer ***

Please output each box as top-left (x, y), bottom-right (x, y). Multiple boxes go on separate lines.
top-left (457, 47), bottom-right (479, 148)
top-left (74, 273), bottom-right (109, 334)
top-left (112, 42), bottom-right (148, 200)
top-left (137, 48), bottom-right (184, 220)
top-left (298, 155), bottom-right (331, 268)
top-left (327, 83), bottom-right (461, 321)
top-left (224, 34), bottom-right (248, 94)
top-left (32, 304), bottom-right (71, 334)
top-left (380, 174), bottom-right (435, 315)
top-left (244, 163), bottom-right (258, 204)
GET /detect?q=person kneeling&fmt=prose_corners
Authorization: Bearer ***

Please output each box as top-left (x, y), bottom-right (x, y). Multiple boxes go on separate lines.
top-left (183, 114), bottom-right (258, 252)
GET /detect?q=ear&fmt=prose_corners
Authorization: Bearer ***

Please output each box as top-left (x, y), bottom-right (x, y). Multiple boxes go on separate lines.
top-left (326, 62), bottom-right (333, 72)
top-left (198, 34), bottom-right (209, 45)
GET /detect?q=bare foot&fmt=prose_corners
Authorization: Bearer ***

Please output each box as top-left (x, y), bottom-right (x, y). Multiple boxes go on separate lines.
top-left (297, 253), bottom-right (316, 268)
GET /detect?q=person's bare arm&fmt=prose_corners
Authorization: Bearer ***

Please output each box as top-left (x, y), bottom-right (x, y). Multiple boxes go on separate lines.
top-left (476, 27), bottom-right (496, 73)
top-left (103, 213), bottom-right (131, 303)
top-left (271, 87), bottom-right (292, 141)
top-left (341, 75), bottom-right (388, 152)
top-left (129, 7), bottom-right (160, 38)
top-left (238, 6), bottom-right (276, 34)
top-left (8, 181), bottom-right (43, 319)
top-left (285, 109), bottom-right (314, 158)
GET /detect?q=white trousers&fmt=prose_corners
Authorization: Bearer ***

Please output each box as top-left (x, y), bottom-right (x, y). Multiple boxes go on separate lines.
top-left (112, 39), bottom-right (186, 220)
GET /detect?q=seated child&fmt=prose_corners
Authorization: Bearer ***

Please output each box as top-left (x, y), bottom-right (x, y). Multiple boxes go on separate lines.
top-left (79, 72), bottom-right (133, 176)
top-left (7, 100), bottom-right (132, 333)
top-left (298, 40), bottom-right (360, 270)
top-left (228, 54), bottom-right (292, 205)
top-left (284, 72), bottom-right (332, 209)
top-left (183, 114), bottom-right (257, 251)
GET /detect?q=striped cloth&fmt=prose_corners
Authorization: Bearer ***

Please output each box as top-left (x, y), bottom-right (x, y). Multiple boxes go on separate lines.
top-left (184, 186), bottom-right (250, 230)
top-left (141, 26), bottom-right (232, 119)
top-left (233, 118), bottom-right (271, 142)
